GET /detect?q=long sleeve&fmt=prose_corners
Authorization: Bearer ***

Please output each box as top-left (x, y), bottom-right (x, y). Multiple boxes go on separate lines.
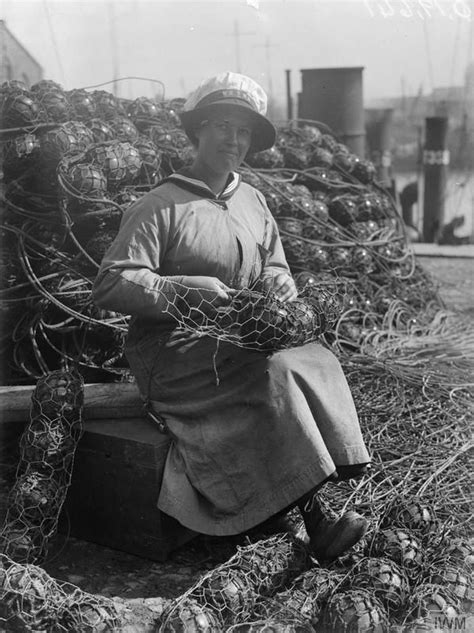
top-left (255, 190), bottom-right (292, 283)
top-left (91, 193), bottom-right (184, 321)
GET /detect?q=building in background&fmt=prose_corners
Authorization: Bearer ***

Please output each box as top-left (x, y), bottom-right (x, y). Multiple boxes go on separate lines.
top-left (0, 20), bottom-right (43, 88)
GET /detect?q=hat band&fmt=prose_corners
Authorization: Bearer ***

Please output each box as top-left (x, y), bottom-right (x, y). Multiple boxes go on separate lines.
top-left (195, 89), bottom-right (258, 111)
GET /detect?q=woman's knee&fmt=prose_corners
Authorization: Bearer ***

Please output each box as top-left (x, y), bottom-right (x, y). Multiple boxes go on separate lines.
top-left (267, 344), bottom-right (342, 376)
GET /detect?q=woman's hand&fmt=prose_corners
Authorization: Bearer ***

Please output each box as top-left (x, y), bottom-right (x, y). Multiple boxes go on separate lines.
top-left (178, 276), bottom-right (237, 312)
top-left (263, 273), bottom-right (298, 303)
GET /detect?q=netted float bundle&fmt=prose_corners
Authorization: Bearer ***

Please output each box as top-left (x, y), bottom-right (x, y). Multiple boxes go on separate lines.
top-left (1, 78), bottom-right (473, 633)
top-left (158, 282), bottom-right (344, 352)
top-left (0, 370), bottom-right (84, 564)
top-left (0, 553), bottom-right (122, 632)
top-left (405, 583), bottom-right (462, 626)
top-left (351, 557), bottom-right (410, 614)
top-left (380, 496), bottom-right (439, 541)
top-left (369, 529), bottom-right (424, 580)
top-left (0, 78), bottom-right (447, 384)
top-left (160, 533), bottom-right (310, 630)
top-left (289, 567), bottom-right (345, 604)
top-left (428, 565), bottom-right (473, 611)
top-left (323, 588), bottom-right (389, 633)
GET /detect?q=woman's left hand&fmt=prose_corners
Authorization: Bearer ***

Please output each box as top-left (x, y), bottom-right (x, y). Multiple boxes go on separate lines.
top-left (263, 273), bottom-right (298, 303)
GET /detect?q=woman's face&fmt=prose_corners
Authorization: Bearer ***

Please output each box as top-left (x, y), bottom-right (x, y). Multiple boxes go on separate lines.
top-left (194, 107), bottom-right (254, 175)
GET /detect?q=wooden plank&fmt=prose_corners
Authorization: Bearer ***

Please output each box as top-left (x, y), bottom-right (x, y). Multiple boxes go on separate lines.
top-left (83, 383), bottom-right (144, 420)
top-left (0, 382), bottom-right (144, 424)
top-left (0, 385), bottom-right (34, 423)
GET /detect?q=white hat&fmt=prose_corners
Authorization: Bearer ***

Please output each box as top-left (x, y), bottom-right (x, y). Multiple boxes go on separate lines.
top-left (180, 71), bottom-right (276, 154)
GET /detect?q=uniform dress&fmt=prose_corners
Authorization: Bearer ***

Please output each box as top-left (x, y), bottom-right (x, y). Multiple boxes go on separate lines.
top-left (92, 170), bottom-right (371, 536)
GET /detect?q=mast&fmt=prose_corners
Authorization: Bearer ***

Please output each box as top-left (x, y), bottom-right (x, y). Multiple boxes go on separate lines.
top-left (108, 2), bottom-right (119, 98)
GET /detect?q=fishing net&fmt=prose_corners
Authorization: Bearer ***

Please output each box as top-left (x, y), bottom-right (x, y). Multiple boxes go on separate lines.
top-left (151, 280), bottom-right (344, 353)
top-left (0, 76), bottom-right (445, 384)
top-left (380, 496), bottom-right (439, 541)
top-left (428, 565), bottom-right (473, 610)
top-left (92, 90), bottom-right (126, 121)
top-left (0, 356), bottom-right (469, 631)
top-left (322, 588), bottom-right (389, 633)
top-left (0, 91), bottom-right (43, 128)
top-left (0, 370), bottom-right (84, 565)
top-left (0, 552), bottom-right (123, 632)
top-left (370, 529), bottom-right (425, 581)
top-left (66, 89), bottom-right (97, 121)
top-left (1, 79), bottom-right (473, 632)
top-left (350, 557), bottom-right (410, 614)
top-left (159, 533), bottom-right (310, 630)
top-left (404, 583), bottom-right (462, 626)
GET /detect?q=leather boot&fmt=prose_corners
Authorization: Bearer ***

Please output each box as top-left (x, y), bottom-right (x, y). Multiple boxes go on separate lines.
top-left (300, 496), bottom-right (368, 563)
top-left (336, 463), bottom-right (371, 481)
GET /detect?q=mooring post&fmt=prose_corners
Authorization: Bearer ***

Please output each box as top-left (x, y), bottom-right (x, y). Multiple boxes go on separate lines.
top-left (365, 108), bottom-right (393, 186)
top-left (422, 116), bottom-right (449, 243)
top-left (285, 69), bottom-right (293, 122)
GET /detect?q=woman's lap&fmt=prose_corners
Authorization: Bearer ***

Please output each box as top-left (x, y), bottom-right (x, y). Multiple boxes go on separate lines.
top-left (125, 332), bottom-right (370, 533)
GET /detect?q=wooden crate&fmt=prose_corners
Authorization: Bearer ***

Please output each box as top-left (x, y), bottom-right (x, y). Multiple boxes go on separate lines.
top-left (0, 382), bottom-right (195, 561)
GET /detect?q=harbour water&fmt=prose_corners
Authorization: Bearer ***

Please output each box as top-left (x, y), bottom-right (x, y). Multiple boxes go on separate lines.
top-left (395, 169), bottom-right (474, 241)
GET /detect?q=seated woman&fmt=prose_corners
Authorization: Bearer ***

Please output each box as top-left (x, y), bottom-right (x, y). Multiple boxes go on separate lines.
top-left (92, 71), bottom-right (371, 563)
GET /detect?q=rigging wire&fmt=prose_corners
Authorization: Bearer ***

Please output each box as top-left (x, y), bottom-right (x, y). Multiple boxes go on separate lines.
top-left (422, 19), bottom-right (435, 99)
top-left (42, 0), bottom-right (66, 85)
top-left (79, 76), bottom-right (166, 100)
top-left (420, 15), bottom-right (473, 225)
top-left (447, 16), bottom-right (461, 102)
top-left (451, 16), bottom-right (474, 219)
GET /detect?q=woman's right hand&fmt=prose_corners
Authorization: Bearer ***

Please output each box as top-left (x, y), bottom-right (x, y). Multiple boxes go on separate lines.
top-left (178, 276), bottom-right (237, 313)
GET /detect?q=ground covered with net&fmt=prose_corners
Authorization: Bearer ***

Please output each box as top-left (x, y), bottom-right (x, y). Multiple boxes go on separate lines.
top-left (0, 79), bottom-right (473, 631)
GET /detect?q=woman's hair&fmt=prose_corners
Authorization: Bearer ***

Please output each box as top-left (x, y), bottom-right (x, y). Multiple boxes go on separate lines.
top-left (188, 118), bottom-right (208, 148)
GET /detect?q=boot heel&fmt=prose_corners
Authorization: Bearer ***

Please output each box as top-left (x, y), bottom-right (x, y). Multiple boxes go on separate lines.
top-left (311, 511), bottom-right (368, 563)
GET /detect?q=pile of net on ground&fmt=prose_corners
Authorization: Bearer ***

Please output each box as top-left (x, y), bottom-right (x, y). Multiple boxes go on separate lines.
top-left (0, 80), bottom-right (472, 632)
top-left (1, 322), bottom-right (470, 631)
top-left (0, 78), bottom-right (442, 384)
top-left (1, 512), bottom-right (472, 631)
top-left (164, 323), bottom-right (472, 630)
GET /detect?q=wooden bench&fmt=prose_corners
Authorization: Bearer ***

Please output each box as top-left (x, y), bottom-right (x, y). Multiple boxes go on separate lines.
top-left (0, 382), bottom-right (195, 561)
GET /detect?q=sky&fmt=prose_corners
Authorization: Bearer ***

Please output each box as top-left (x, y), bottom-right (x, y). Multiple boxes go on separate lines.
top-left (1, 0), bottom-right (473, 105)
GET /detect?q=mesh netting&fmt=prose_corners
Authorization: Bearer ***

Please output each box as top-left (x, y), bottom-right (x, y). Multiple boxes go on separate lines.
top-left (154, 281), bottom-right (344, 353)
top-left (0, 370), bottom-right (84, 565)
top-left (428, 565), bottom-right (473, 610)
top-left (370, 530), bottom-right (424, 582)
top-left (350, 557), bottom-right (410, 614)
top-left (289, 567), bottom-right (346, 603)
top-left (226, 614), bottom-right (315, 632)
top-left (1, 78), bottom-right (473, 632)
top-left (0, 362), bottom-right (472, 629)
top-left (0, 77), bottom-right (448, 384)
top-left (379, 495), bottom-right (439, 541)
top-left (405, 583), bottom-right (462, 626)
top-left (0, 553), bottom-right (123, 632)
top-left (160, 533), bottom-right (310, 630)
top-left (323, 588), bottom-right (389, 633)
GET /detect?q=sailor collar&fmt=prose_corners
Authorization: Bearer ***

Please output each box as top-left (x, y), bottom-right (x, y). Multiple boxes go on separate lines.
top-left (163, 170), bottom-right (241, 201)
